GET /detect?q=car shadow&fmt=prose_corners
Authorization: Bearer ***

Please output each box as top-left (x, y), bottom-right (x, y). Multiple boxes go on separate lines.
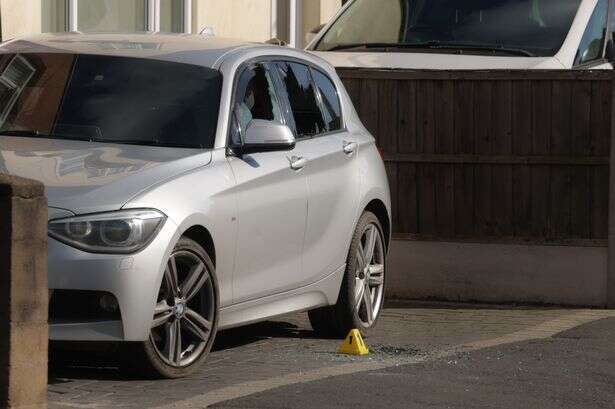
top-left (213, 319), bottom-right (337, 350)
top-left (48, 319), bottom-right (321, 383)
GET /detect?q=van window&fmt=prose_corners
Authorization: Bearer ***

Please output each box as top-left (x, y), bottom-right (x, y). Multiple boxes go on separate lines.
top-left (575, 0), bottom-right (608, 66)
top-left (315, 0), bottom-right (583, 58)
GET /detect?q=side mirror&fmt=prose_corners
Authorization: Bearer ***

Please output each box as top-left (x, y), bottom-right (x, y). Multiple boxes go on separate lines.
top-left (234, 120), bottom-right (296, 155)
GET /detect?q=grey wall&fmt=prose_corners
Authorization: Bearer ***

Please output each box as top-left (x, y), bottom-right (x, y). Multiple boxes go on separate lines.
top-left (387, 240), bottom-right (608, 307)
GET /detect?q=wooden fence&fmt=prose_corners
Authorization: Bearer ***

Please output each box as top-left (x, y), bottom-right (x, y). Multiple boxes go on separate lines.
top-left (338, 69), bottom-right (613, 248)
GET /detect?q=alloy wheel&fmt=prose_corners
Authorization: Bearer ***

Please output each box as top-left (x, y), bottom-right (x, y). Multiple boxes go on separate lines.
top-left (150, 250), bottom-right (215, 368)
top-left (354, 223), bottom-right (385, 327)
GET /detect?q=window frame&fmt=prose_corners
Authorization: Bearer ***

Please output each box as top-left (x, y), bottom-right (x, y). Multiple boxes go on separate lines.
top-left (226, 61), bottom-right (290, 150)
top-left (226, 56), bottom-right (348, 154)
top-left (66, 0), bottom-right (192, 33)
top-left (309, 0), bottom-right (356, 51)
top-left (271, 59), bottom-right (347, 141)
top-left (272, 61), bottom-right (329, 140)
top-left (573, 0), bottom-right (614, 68)
top-left (308, 66), bottom-right (344, 135)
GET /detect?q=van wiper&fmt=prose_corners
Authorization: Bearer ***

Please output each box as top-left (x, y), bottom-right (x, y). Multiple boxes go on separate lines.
top-left (326, 41), bottom-right (441, 51)
top-left (434, 42), bottom-right (536, 57)
top-left (326, 41), bottom-right (535, 57)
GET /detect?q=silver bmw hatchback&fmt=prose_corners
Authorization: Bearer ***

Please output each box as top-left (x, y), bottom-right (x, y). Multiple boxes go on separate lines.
top-left (0, 33), bottom-right (391, 378)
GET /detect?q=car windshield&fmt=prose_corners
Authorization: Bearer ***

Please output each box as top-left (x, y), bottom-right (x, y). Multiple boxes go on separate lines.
top-left (314, 0), bottom-right (583, 57)
top-left (0, 52), bottom-right (222, 148)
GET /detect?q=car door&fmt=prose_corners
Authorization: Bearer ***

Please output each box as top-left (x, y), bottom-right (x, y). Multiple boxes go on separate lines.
top-left (274, 61), bottom-right (360, 284)
top-left (227, 62), bottom-right (309, 303)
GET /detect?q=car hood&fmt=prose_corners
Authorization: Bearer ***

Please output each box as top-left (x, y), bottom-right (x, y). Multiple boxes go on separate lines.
top-left (0, 136), bottom-right (212, 215)
top-left (310, 51), bottom-right (566, 70)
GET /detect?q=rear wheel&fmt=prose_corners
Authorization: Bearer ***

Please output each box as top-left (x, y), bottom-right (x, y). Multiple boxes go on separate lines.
top-left (309, 211), bottom-right (386, 338)
top-left (130, 237), bottom-right (218, 379)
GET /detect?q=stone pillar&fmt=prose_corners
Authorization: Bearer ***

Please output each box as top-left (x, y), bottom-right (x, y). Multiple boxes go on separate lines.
top-left (0, 174), bottom-right (48, 409)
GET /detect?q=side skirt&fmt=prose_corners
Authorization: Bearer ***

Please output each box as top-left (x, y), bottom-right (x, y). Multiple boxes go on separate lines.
top-left (218, 265), bottom-right (345, 330)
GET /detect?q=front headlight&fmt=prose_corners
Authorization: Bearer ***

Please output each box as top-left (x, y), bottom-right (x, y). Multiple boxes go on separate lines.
top-left (48, 209), bottom-right (167, 254)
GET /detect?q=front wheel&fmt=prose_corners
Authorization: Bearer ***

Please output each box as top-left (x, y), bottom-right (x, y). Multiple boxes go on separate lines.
top-left (129, 237), bottom-right (219, 379)
top-left (309, 211), bottom-right (386, 338)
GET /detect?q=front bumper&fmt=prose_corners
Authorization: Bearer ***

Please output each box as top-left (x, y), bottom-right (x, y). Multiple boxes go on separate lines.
top-left (48, 218), bottom-right (178, 342)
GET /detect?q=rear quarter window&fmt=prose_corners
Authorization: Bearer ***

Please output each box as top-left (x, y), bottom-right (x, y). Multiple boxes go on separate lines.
top-left (275, 61), bottom-right (326, 139)
top-left (311, 68), bottom-right (342, 132)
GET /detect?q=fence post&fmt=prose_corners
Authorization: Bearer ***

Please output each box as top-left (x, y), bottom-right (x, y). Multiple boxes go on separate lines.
top-left (608, 77), bottom-right (615, 308)
top-left (0, 174), bottom-right (48, 409)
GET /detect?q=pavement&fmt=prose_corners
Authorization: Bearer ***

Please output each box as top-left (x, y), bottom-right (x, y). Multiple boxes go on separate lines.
top-left (48, 302), bottom-right (615, 409)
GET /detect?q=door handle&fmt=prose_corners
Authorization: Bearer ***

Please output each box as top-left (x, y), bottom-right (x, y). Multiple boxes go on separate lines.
top-left (343, 141), bottom-right (358, 155)
top-left (289, 156), bottom-right (308, 171)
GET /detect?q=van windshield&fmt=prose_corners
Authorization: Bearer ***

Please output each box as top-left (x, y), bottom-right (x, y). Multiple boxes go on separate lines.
top-left (0, 52), bottom-right (222, 148)
top-left (314, 0), bottom-right (583, 57)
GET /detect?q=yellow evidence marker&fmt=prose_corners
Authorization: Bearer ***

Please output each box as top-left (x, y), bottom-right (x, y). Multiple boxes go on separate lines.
top-left (338, 329), bottom-right (369, 356)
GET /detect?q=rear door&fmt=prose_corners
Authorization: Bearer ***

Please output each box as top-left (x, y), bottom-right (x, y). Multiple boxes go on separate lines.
top-left (274, 61), bottom-right (360, 283)
top-left (227, 62), bottom-right (309, 303)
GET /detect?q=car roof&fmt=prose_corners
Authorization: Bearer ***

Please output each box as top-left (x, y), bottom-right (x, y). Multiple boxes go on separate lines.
top-left (0, 32), bottom-right (274, 68)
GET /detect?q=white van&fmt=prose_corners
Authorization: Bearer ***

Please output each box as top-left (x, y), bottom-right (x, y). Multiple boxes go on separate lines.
top-left (307, 0), bottom-right (613, 70)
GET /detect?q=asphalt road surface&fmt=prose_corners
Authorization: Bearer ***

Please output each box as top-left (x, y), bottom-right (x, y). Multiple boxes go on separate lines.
top-left (214, 317), bottom-right (615, 409)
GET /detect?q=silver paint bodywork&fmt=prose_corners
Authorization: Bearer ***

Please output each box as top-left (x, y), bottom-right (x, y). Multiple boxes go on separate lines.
top-left (0, 33), bottom-right (391, 342)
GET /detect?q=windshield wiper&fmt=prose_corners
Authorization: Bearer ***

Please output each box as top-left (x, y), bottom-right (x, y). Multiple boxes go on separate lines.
top-left (326, 41), bottom-right (535, 57)
top-left (0, 129), bottom-right (91, 141)
top-left (1, 130), bottom-right (202, 148)
top-left (435, 42), bottom-right (536, 57)
top-left (326, 41), bottom-right (440, 51)
top-left (99, 140), bottom-right (203, 149)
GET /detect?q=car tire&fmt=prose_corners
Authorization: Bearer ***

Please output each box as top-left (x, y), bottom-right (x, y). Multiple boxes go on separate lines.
top-left (309, 211), bottom-right (386, 339)
top-left (127, 237), bottom-right (219, 379)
